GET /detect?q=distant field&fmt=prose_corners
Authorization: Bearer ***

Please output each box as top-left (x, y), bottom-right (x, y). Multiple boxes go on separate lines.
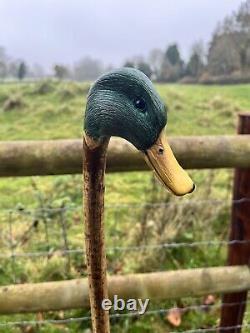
top-left (0, 80), bottom-right (250, 140)
top-left (0, 81), bottom-right (249, 332)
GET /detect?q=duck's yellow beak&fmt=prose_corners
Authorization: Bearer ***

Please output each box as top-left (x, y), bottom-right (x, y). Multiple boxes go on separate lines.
top-left (144, 130), bottom-right (195, 196)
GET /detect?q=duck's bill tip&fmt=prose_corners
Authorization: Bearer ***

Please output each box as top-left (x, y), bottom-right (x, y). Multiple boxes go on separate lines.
top-left (144, 131), bottom-right (195, 196)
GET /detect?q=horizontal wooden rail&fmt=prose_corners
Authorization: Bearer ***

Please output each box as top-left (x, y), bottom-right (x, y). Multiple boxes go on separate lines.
top-left (0, 136), bottom-right (250, 177)
top-left (0, 266), bottom-right (249, 314)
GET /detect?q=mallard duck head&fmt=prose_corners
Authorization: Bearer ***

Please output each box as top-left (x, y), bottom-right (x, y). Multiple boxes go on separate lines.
top-left (84, 68), bottom-right (195, 196)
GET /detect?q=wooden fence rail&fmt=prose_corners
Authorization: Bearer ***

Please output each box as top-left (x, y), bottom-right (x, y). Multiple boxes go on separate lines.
top-left (0, 266), bottom-right (249, 314)
top-left (1, 135), bottom-right (250, 177)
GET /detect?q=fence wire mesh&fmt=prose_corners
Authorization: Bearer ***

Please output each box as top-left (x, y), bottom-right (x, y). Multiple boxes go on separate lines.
top-left (0, 300), bottom-right (250, 331)
top-left (0, 197), bottom-right (249, 332)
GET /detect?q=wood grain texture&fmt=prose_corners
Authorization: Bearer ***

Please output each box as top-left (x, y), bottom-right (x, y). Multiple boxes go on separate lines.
top-left (0, 266), bottom-right (249, 314)
top-left (83, 135), bottom-right (110, 333)
top-left (1, 135), bottom-right (250, 177)
top-left (220, 114), bottom-right (250, 333)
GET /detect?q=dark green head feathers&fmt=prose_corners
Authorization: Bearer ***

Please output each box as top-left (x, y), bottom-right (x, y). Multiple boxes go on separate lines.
top-left (84, 68), bottom-right (167, 151)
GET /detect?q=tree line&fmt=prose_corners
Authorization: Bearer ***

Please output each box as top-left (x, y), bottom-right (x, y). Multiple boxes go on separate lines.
top-left (0, 51), bottom-right (107, 81)
top-left (125, 0), bottom-right (250, 83)
top-left (0, 0), bottom-right (249, 83)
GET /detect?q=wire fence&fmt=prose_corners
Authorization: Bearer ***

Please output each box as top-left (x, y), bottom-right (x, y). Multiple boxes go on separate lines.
top-left (1, 198), bottom-right (249, 261)
top-left (1, 238), bottom-right (250, 260)
top-left (0, 300), bottom-right (250, 330)
top-left (0, 197), bottom-right (249, 331)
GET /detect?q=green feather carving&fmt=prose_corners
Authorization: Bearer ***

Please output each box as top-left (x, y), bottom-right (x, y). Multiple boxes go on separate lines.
top-left (84, 68), bottom-right (167, 151)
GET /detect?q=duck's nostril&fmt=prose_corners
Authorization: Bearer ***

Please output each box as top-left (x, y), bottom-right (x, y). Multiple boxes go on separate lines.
top-left (158, 148), bottom-right (164, 155)
top-left (189, 184), bottom-right (196, 193)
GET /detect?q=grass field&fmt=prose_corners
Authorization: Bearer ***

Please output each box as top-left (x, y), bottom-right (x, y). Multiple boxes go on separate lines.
top-left (0, 80), bottom-right (249, 209)
top-left (0, 80), bottom-right (250, 332)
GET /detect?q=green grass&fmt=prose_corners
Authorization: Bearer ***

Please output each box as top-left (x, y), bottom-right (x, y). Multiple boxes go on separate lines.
top-left (1, 82), bottom-right (249, 140)
top-left (0, 81), bottom-right (249, 209)
top-left (0, 80), bottom-right (250, 332)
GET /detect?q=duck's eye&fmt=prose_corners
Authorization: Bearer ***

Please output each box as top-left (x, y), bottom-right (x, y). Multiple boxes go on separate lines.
top-left (134, 97), bottom-right (146, 111)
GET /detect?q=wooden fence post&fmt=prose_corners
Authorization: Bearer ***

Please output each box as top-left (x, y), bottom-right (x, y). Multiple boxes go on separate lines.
top-left (220, 113), bottom-right (250, 333)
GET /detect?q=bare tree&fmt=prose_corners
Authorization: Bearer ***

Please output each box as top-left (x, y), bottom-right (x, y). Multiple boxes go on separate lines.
top-left (54, 64), bottom-right (69, 80)
top-left (237, 0), bottom-right (250, 33)
top-left (186, 41), bottom-right (205, 78)
top-left (0, 46), bottom-right (8, 79)
top-left (208, 0), bottom-right (250, 75)
top-left (31, 64), bottom-right (45, 78)
top-left (208, 34), bottom-right (241, 75)
top-left (148, 48), bottom-right (164, 79)
top-left (235, 0), bottom-right (250, 71)
top-left (73, 57), bottom-right (103, 81)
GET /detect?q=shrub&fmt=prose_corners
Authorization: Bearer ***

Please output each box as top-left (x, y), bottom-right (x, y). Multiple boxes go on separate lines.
top-left (33, 80), bottom-right (55, 95)
top-left (199, 73), bottom-right (250, 85)
top-left (57, 86), bottom-right (76, 100)
top-left (179, 76), bottom-right (198, 84)
top-left (3, 94), bottom-right (24, 111)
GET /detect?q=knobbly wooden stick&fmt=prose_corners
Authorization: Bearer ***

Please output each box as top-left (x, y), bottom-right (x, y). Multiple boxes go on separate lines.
top-left (83, 134), bottom-right (110, 333)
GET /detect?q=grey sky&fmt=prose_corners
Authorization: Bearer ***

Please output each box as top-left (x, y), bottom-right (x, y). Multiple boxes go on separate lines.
top-left (0, 0), bottom-right (243, 70)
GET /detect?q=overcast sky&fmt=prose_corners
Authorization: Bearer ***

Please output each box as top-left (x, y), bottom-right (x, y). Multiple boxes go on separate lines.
top-left (0, 0), bottom-right (244, 70)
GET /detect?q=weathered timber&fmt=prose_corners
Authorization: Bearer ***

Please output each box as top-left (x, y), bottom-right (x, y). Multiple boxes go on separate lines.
top-left (0, 135), bottom-right (250, 177)
top-left (0, 266), bottom-right (249, 314)
top-left (83, 135), bottom-right (110, 333)
top-left (220, 114), bottom-right (250, 333)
